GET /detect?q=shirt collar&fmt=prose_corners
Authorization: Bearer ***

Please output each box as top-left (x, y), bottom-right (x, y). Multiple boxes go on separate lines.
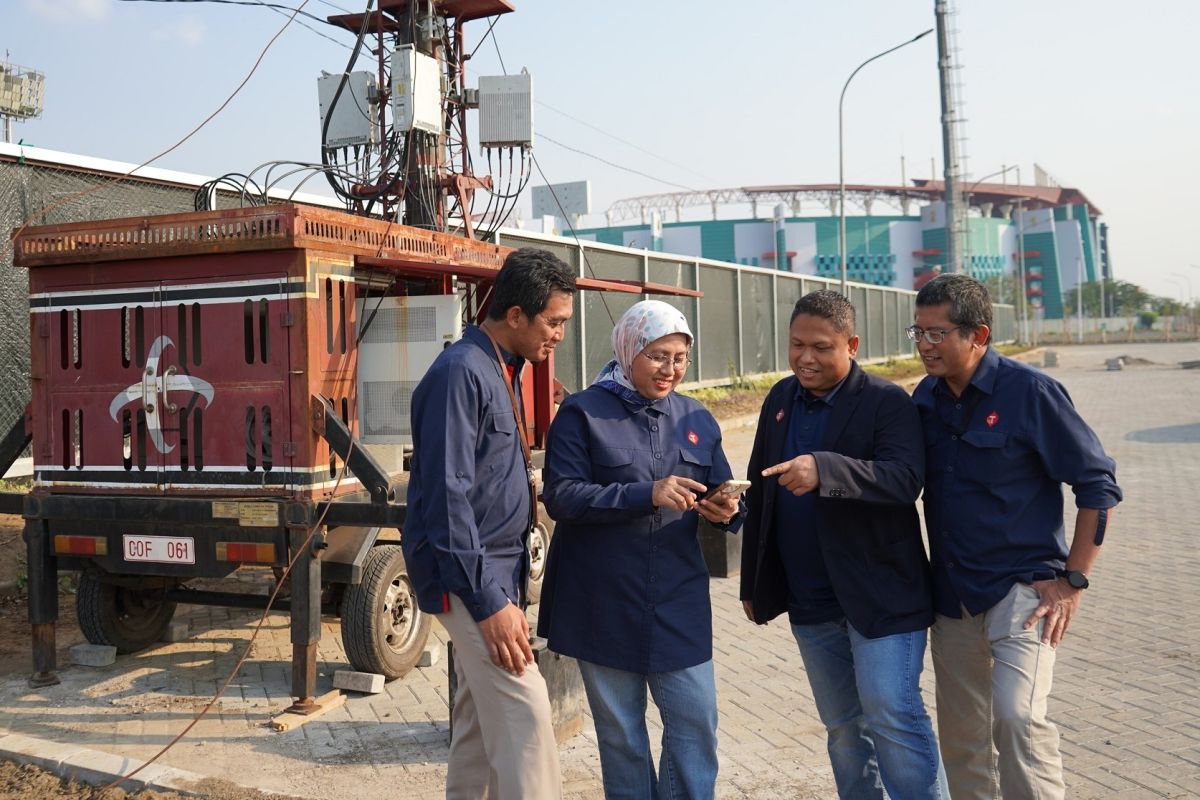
top-left (797, 374), bottom-right (846, 408)
top-left (466, 324), bottom-right (525, 370)
top-left (934, 346), bottom-right (998, 398)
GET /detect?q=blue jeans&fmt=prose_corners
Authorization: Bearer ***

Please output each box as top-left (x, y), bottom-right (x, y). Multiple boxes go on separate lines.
top-left (791, 619), bottom-right (948, 800)
top-left (576, 659), bottom-right (718, 800)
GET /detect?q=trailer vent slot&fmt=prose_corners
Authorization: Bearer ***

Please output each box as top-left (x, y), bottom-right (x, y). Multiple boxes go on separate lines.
top-left (325, 278), bottom-right (334, 354)
top-left (180, 407), bottom-right (191, 470)
top-left (59, 309), bottom-right (82, 369)
top-left (122, 409), bottom-right (132, 470)
top-left (261, 405), bottom-right (273, 471)
top-left (135, 408), bottom-right (148, 471)
top-left (134, 306), bottom-right (146, 368)
top-left (246, 406), bottom-right (257, 470)
top-left (193, 407), bottom-right (205, 470)
top-left (259, 298), bottom-right (270, 363)
top-left (338, 281), bottom-right (348, 354)
top-left (121, 307), bottom-right (131, 368)
top-left (244, 300), bottom-right (254, 364)
top-left (192, 302), bottom-right (203, 365)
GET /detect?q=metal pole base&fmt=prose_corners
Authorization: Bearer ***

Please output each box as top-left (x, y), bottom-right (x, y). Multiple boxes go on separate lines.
top-left (29, 671), bottom-right (60, 688)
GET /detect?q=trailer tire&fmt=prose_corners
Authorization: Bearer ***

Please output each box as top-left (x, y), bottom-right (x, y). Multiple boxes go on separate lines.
top-left (525, 502), bottom-right (555, 605)
top-left (341, 545), bottom-right (430, 680)
top-left (75, 571), bottom-right (177, 654)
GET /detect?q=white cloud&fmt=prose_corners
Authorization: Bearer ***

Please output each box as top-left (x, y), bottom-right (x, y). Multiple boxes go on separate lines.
top-left (23, 0), bottom-right (110, 22)
top-left (149, 16), bottom-right (207, 48)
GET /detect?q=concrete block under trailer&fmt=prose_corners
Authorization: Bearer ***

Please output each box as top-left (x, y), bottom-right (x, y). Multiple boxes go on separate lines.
top-left (1, 204), bottom-right (699, 707)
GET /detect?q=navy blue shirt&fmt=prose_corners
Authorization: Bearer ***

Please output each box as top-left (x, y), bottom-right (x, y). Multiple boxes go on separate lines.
top-left (914, 348), bottom-right (1122, 617)
top-left (536, 386), bottom-right (742, 674)
top-left (774, 384), bottom-right (841, 625)
top-left (403, 325), bottom-right (532, 622)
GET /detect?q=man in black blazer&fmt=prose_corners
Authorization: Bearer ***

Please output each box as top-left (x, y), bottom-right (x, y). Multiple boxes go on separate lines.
top-left (740, 291), bottom-right (948, 800)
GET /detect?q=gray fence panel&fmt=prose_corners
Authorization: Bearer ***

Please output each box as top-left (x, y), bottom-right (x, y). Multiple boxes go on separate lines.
top-left (740, 271), bottom-right (775, 375)
top-left (647, 256), bottom-right (700, 384)
top-left (695, 265), bottom-right (739, 382)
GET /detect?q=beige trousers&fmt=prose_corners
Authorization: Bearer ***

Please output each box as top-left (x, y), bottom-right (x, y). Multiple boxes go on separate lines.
top-left (931, 582), bottom-right (1064, 800)
top-left (438, 596), bottom-right (561, 800)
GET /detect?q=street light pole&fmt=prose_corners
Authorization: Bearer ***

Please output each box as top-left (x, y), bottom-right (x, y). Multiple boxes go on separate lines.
top-left (839, 28), bottom-right (933, 296)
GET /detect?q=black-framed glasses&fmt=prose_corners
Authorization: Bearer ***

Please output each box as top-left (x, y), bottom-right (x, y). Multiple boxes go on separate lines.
top-left (905, 325), bottom-right (963, 345)
top-left (640, 351), bottom-right (692, 370)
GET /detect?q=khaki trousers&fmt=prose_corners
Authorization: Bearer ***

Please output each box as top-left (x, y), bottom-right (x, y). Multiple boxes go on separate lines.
top-left (931, 582), bottom-right (1064, 800)
top-left (438, 596), bottom-right (561, 800)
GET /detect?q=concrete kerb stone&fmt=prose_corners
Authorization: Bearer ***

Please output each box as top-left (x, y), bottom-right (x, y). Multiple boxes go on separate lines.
top-left (0, 731), bottom-right (223, 795)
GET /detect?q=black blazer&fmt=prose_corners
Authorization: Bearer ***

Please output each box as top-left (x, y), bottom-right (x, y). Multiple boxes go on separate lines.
top-left (739, 361), bottom-right (934, 638)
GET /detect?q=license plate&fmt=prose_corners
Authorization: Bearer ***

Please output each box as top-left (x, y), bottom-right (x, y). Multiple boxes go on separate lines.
top-left (122, 535), bottom-right (196, 565)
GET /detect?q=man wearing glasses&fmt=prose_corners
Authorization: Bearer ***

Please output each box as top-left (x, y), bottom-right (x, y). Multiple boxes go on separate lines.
top-left (910, 274), bottom-right (1122, 800)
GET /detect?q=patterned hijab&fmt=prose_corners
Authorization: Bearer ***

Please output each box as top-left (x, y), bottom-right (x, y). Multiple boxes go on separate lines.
top-left (593, 300), bottom-right (694, 405)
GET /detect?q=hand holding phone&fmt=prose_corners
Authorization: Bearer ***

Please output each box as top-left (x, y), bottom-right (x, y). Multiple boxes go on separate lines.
top-left (702, 479), bottom-right (751, 502)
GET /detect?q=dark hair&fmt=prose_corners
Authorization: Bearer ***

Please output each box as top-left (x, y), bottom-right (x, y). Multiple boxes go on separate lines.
top-left (790, 290), bottom-right (856, 337)
top-left (487, 248), bottom-right (576, 320)
top-left (915, 274), bottom-right (992, 341)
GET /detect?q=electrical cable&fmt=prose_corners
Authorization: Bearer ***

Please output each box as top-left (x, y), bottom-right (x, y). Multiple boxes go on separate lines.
top-left (532, 149), bottom-right (616, 327)
top-left (536, 100), bottom-right (717, 184)
top-left (538, 133), bottom-right (698, 193)
top-left (117, 0), bottom-right (333, 27)
top-left (92, 437), bottom-right (358, 797)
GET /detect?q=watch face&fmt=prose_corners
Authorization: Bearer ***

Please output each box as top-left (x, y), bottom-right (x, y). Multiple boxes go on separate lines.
top-left (1067, 571), bottom-right (1088, 589)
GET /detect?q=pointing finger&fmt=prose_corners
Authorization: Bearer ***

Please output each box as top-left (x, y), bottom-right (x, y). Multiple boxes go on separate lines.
top-left (761, 461), bottom-right (791, 477)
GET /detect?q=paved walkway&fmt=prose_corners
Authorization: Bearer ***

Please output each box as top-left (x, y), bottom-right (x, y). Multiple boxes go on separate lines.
top-left (0, 342), bottom-right (1197, 798)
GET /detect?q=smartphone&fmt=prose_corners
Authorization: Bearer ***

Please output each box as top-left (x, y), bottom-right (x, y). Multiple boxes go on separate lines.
top-left (702, 479), bottom-right (751, 502)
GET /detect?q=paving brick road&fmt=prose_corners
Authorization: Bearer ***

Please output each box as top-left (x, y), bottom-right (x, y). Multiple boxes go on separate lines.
top-left (0, 342), bottom-right (1197, 798)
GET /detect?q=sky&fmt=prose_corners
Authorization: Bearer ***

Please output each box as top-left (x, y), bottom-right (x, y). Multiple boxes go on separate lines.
top-left (5, 0), bottom-right (1198, 300)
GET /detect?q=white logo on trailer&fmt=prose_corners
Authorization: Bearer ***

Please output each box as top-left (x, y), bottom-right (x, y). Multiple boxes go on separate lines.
top-left (108, 336), bottom-right (215, 454)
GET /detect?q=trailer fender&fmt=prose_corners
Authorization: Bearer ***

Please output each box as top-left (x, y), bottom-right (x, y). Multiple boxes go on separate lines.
top-left (320, 526), bottom-right (381, 585)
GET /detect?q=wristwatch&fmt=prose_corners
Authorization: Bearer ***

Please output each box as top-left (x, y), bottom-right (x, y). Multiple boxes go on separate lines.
top-left (1060, 569), bottom-right (1089, 590)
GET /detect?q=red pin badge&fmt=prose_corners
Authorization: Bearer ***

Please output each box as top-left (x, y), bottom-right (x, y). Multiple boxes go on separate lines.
top-left (687, 431), bottom-right (700, 445)
top-left (986, 410), bottom-right (999, 428)
top-left (775, 409), bottom-right (785, 423)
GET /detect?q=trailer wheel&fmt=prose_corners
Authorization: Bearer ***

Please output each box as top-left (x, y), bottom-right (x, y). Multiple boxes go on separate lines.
top-left (525, 502), bottom-right (555, 605)
top-left (76, 571), bottom-right (177, 654)
top-left (341, 545), bottom-right (431, 680)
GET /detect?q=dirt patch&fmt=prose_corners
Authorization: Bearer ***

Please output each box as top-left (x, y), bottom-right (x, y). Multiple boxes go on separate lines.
top-left (0, 759), bottom-right (297, 799)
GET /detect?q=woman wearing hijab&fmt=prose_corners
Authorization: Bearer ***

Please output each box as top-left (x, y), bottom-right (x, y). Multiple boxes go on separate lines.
top-left (538, 300), bottom-right (743, 800)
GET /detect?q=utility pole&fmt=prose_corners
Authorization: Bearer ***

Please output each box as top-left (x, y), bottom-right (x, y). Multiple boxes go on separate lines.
top-left (935, 0), bottom-right (961, 273)
top-left (1015, 198), bottom-right (1028, 342)
top-left (1077, 256), bottom-right (1084, 344)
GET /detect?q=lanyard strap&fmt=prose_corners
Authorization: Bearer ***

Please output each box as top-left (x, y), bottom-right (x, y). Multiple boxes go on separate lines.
top-left (481, 327), bottom-right (539, 530)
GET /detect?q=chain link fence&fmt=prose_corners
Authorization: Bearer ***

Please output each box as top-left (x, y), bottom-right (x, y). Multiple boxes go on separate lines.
top-left (1, 158), bottom-right (206, 459)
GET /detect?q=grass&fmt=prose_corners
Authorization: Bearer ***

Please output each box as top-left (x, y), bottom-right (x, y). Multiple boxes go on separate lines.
top-left (861, 343), bottom-right (1034, 382)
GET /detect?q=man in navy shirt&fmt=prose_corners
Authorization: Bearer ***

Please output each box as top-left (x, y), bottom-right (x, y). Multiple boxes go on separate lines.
top-left (911, 274), bottom-right (1122, 800)
top-left (741, 291), bottom-right (947, 799)
top-left (404, 248), bottom-right (575, 799)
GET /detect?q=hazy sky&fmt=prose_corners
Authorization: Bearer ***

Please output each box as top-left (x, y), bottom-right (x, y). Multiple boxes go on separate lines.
top-left (6, 0), bottom-right (1197, 299)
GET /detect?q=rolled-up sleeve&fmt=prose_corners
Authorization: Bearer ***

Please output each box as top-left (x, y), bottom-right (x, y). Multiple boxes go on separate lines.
top-left (412, 362), bottom-right (509, 620)
top-left (543, 399), bottom-right (656, 523)
top-left (1028, 380), bottom-right (1122, 510)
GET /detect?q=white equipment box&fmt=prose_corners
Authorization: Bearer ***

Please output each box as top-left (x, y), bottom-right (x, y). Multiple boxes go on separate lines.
top-left (391, 45), bottom-right (444, 135)
top-left (356, 294), bottom-right (462, 444)
top-left (317, 71), bottom-right (378, 148)
top-left (478, 73), bottom-right (533, 147)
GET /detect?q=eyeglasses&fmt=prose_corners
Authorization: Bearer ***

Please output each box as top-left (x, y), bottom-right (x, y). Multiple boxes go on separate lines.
top-left (905, 325), bottom-right (963, 345)
top-left (640, 351), bottom-right (692, 370)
